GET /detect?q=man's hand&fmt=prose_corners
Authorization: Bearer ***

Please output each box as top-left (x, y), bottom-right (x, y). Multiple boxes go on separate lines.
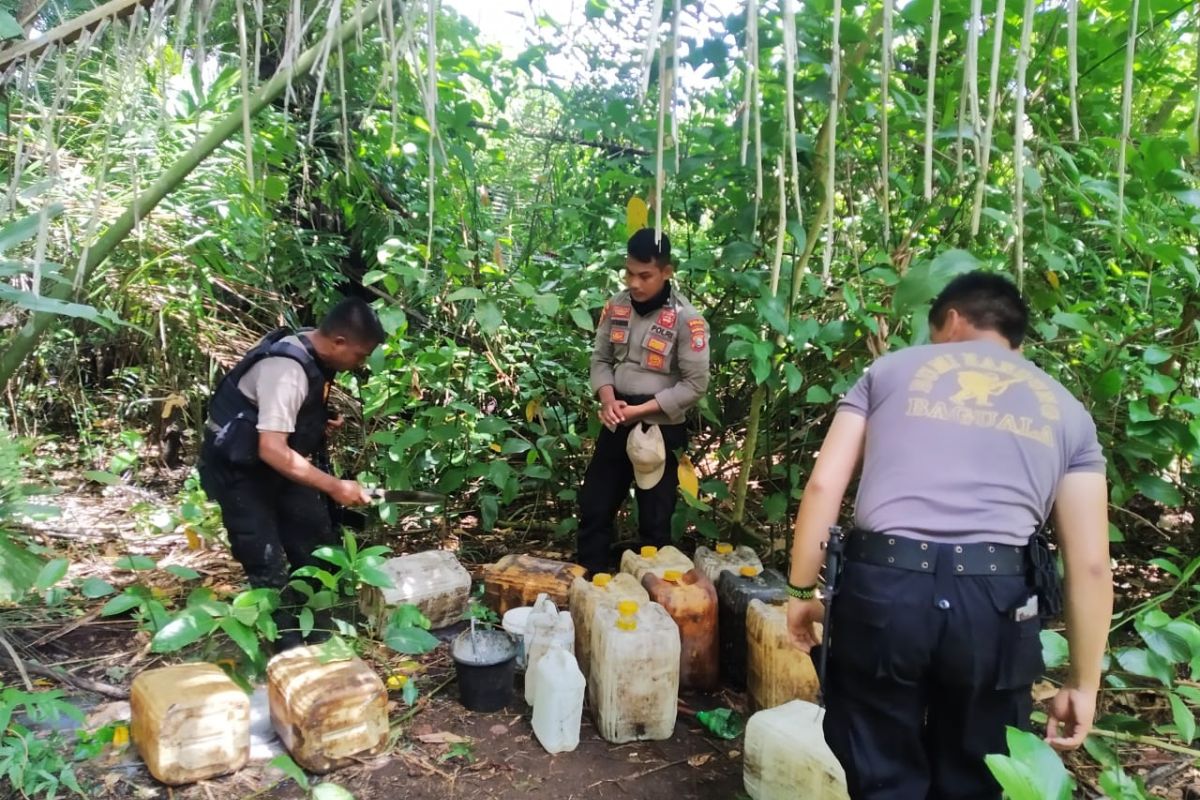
top-left (787, 596), bottom-right (824, 653)
top-left (329, 479), bottom-right (371, 507)
top-left (599, 399), bottom-right (628, 430)
top-left (1045, 687), bottom-right (1096, 750)
top-left (325, 413), bottom-right (345, 435)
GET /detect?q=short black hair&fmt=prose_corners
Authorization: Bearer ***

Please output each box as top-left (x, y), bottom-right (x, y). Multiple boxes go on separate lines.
top-left (319, 296), bottom-right (387, 345)
top-left (628, 228), bottom-right (670, 267)
top-left (928, 270), bottom-right (1029, 348)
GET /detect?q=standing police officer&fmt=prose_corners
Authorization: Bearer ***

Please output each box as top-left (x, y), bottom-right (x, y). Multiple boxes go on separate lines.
top-left (786, 272), bottom-right (1112, 798)
top-left (198, 297), bottom-right (385, 650)
top-left (577, 229), bottom-right (710, 576)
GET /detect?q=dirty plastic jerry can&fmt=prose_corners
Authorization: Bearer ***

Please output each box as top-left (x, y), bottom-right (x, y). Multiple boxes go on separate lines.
top-left (743, 700), bottom-right (849, 800)
top-left (524, 594), bottom-right (576, 705)
top-left (619, 545), bottom-right (694, 582)
top-left (130, 663), bottom-right (250, 785)
top-left (747, 599), bottom-right (820, 711)
top-left (360, 549), bottom-right (472, 629)
top-left (483, 554), bottom-right (586, 615)
top-left (530, 644), bottom-right (586, 754)
top-left (641, 569), bottom-right (719, 691)
top-left (717, 567), bottom-right (788, 688)
top-left (694, 542), bottom-right (764, 584)
top-left (568, 572), bottom-right (649, 683)
top-left (590, 600), bottom-right (680, 743)
top-left (267, 646), bottom-right (389, 772)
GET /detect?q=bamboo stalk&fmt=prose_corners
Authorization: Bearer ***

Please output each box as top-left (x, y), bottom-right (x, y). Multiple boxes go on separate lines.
top-left (1014, 0), bottom-right (1036, 289)
top-left (425, 0), bottom-right (438, 264)
top-left (880, 0), bottom-right (892, 248)
top-left (0, 0), bottom-right (390, 386)
top-left (1117, 0), bottom-right (1139, 248)
top-left (655, 44), bottom-right (667, 241)
top-left (1068, 0), bottom-right (1080, 141)
top-left (235, 0), bottom-right (254, 190)
top-left (923, 0), bottom-right (941, 201)
top-left (821, 0), bottom-right (842, 283)
top-left (783, 0), bottom-right (803, 224)
top-left (638, 0), bottom-right (664, 101)
top-left (968, 0), bottom-right (982, 161)
top-left (970, 0), bottom-right (1007, 236)
top-left (740, 0), bottom-right (756, 167)
top-left (670, 0), bottom-right (681, 174)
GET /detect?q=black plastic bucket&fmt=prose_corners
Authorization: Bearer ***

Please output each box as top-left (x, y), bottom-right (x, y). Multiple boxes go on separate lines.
top-left (451, 628), bottom-right (518, 712)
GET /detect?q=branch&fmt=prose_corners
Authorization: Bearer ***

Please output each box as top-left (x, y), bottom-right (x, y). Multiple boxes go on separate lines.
top-left (0, 0), bottom-right (156, 75)
top-left (466, 120), bottom-right (650, 157)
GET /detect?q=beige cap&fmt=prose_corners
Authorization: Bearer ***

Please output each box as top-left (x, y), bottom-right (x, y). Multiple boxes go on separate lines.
top-left (626, 423), bottom-right (666, 490)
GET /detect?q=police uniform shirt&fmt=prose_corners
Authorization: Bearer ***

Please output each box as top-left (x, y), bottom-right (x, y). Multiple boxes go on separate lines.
top-left (589, 289), bottom-right (710, 426)
top-left (236, 335), bottom-right (311, 434)
top-left (840, 340), bottom-right (1105, 546)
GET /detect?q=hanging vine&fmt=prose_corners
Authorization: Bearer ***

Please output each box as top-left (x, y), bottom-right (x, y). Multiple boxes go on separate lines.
top-left (1117, 0), bottom-right (1139, 248)
top-left (923, 0), bottom-right (941, 201)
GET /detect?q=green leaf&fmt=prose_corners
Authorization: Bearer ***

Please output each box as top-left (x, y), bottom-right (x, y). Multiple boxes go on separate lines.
top-left (1142, 373), bottom-right (1178, 396)
top-left (269, 754), bottom-right (308, 789)
top-left (388, 604), bottom-right (432, 630)
top-left (312, 783), bottom-right (356, 800)
top-left (263, 175), bottom-right (287, 201)
top-left (892, 249), bottom-right (980, 311)
top-left (80, 577), bottom-right (116, 598)
top-left (447, 287), bottom-right (484, 301)
top-left (100, 591), bottom-right (144, 617)
top-left (1098, 766), bottom-right (1151, 799)
top-left (151, 610), bottom-right (216, 652)
top-left (1170, 692), bottom-right (1196, 743)
top-left (475, 301), bottom-right (503, 333)
top-left (1083, 734), bottom-right (1120, 769)
top-left (1092, 369), bottom-right (1123, 400)
top-left (383, 623), bottom-right (440, 655)
top-left (570, 306), bottom-right (595, 332)
top-left (480, 495), bottom-right (499, 531)
top-left (33, 558), bottom-right (68, 591)
top-left (1116, 648), bottom-right (1175, 687)
top-left (1003, 726), bottom-right (1075, 800)
top-left (299, 607), bottom-right (314, 637)
top-left (805, 385), bottom-right (833, 403)
top-left (291, 566), bottom-right (339, 590)
top-left (1143, 345), bottom-right (1173, 365)
top-left (0, 205), bottom-right (64, 252)
top-left (1040, 630), bottom-right (1069, 669)
top-left (1133, 474), bottom-right (1182, 507)
top-left (784, 363), bottom-right (803, 394)
top-left (1050, 312), bottom-right (1096, 336)
top-left (312, 547), bottom-right (351, 570)
top-left (982, 755), bottom-right (1042, 800)
top-left (357, 563), bottom-right (395, 589)
top-left (218, 617), bottom-right (263, 664)
top-left (402, 677), bottom-right (419, 705)
top-left (533, 294), bottom-right (560, 317)
top-left (83, 470), bottom-right (121, 485)
top-left (164, 565), bottom-right (201, 580)
top-left (114, 555), bottom-right (156, 571)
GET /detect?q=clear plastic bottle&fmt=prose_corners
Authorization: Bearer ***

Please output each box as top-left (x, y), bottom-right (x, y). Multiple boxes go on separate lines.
top-left (589, 600), bottom-right (680, 743)
top-left (694, 542), bottom-right (764, 584)
top-left (524, 595), bottom-right (575, 705)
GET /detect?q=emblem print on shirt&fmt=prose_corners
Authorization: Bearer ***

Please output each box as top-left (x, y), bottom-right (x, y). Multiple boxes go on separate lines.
top-left (610, 326), bottom-right (628, 344)
top-left (687, 318), bottom-right (706, 351)
top-left (610, 305), bottom-right (632, 320)
top-left (657, 308), bottom-right (677, 329)
top-left (646, 335), bottom-right (670, 354)
top-left (645, 352), bottom-right (667, 371)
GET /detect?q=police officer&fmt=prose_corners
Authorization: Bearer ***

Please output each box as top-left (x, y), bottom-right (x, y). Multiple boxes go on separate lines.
top-left (198, 297), bottom-right (385, 650)
top-left (786, 272), bottom-right (1112, 799)
top-left (577, 228), bottom-right (710, 576)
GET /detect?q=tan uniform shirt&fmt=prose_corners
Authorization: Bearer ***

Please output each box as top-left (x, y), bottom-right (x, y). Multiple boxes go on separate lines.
top-left (589, 289), bottom-right (710, 425)
top-left (236, 334), bottom-right (310, 433)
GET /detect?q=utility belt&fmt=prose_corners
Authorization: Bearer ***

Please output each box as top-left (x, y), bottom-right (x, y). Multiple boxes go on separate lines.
top-left (843, 528), bottom-right (1061, 618)
top-left (614, 391), bottom-right (655, 405)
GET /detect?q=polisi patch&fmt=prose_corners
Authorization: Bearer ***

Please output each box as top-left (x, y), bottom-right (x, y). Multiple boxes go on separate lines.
top-left (645, 352), bottom-right (667, 371)
top-left (610, 326), bottom-right (629, 344)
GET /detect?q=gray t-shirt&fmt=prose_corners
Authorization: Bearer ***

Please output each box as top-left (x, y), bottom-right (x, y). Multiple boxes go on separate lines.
top-left (839, 340), bottom-right (1105, 546)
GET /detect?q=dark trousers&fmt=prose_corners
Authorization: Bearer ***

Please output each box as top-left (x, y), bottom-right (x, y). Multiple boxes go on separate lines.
top-left (198, 444), bottom-right (337, 647)
top-left (823, 546), bottom-right (1043, 800)
top-left (576, 421), bottom-right (687, 575)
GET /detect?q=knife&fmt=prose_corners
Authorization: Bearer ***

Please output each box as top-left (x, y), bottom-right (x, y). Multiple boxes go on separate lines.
top-left (367, 488), bottom-right (446, 505)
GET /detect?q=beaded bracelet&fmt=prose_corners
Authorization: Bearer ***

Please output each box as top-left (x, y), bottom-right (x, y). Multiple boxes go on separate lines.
top-left (786, 582), bottom-right (818, 600)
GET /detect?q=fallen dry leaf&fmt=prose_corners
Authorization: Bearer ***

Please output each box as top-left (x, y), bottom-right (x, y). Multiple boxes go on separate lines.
top-left (1032, 681), bottom-right (1058, 702)
top-left (687, 753), bottom-right (714, 768)
top-left (728, 750), bottom-right (741, 759)
top-left (416, 731), bottom-right (472, 745)
top-left (489, 724), bottom-right (509, 736)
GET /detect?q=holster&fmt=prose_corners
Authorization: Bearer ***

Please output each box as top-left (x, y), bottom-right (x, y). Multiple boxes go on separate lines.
top-left (1026, 527), bottom-right (1063, 620)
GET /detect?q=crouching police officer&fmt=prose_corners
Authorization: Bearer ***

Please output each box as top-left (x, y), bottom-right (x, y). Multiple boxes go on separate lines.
top-left (198, 297), bottom-right (385, 650)
top-left (786, 272), bottom-right (1112, 799)
top-left (577, 228), bottom-right (710, 576)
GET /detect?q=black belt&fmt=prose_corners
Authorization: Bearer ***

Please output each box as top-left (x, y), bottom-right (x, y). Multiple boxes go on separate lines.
top-left (846, 529), bottom-right (1026, 576)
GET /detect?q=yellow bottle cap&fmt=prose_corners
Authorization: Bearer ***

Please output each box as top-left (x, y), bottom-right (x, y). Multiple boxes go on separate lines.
top-left (617, 600), bottom-right (639, 616)
top-left (663, 570), bottom-right (683, 582)
top-left (716, 542), bottom-right (733, 555)
top-left (616, 599), bottom-right (639, 630)
top-left (592, 573), bottom-right (612, 587)
top-left (640, 546), bottom-right (659, 559)
top-left (740, 566), bottom-right (760, 577)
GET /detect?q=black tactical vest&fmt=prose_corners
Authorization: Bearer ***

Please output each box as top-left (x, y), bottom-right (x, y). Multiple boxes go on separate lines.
top-left (206, 329), bottom-right (333, 462)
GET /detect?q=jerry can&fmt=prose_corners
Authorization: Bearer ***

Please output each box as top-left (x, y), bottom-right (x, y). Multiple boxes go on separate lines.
top-left (694, 542), bottom-right (764, 584)
top-left (568, 572), bottom-right (649, 683)
top-left (743, 700), bottom-right (849, 800)
top-left (483, 554), bottom-right (586, 614)
top-left (360, 549), bottom-right (472, 629)
top-left (717, 567), bottom-right (788, 687)
top-left (530, 644), bottom-right (586, 754)
top-left (267, 646), bottom-right (388, 772)
top-left (523, 594), bottom-right (575, 705)
top-left (589, 600), bottom-right (680, 743)
top-left (747, 599), bottom-right (820, 711)
top-left (130, 663), bottom-right (250, 785)
top-left (619, 545), bottom-right (694, 581)
top-left (641, 569), bottom-right (719, 691)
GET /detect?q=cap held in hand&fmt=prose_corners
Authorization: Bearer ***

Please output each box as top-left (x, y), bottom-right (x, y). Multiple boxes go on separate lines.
top-left (626, 423), bottom-right (666, 490)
